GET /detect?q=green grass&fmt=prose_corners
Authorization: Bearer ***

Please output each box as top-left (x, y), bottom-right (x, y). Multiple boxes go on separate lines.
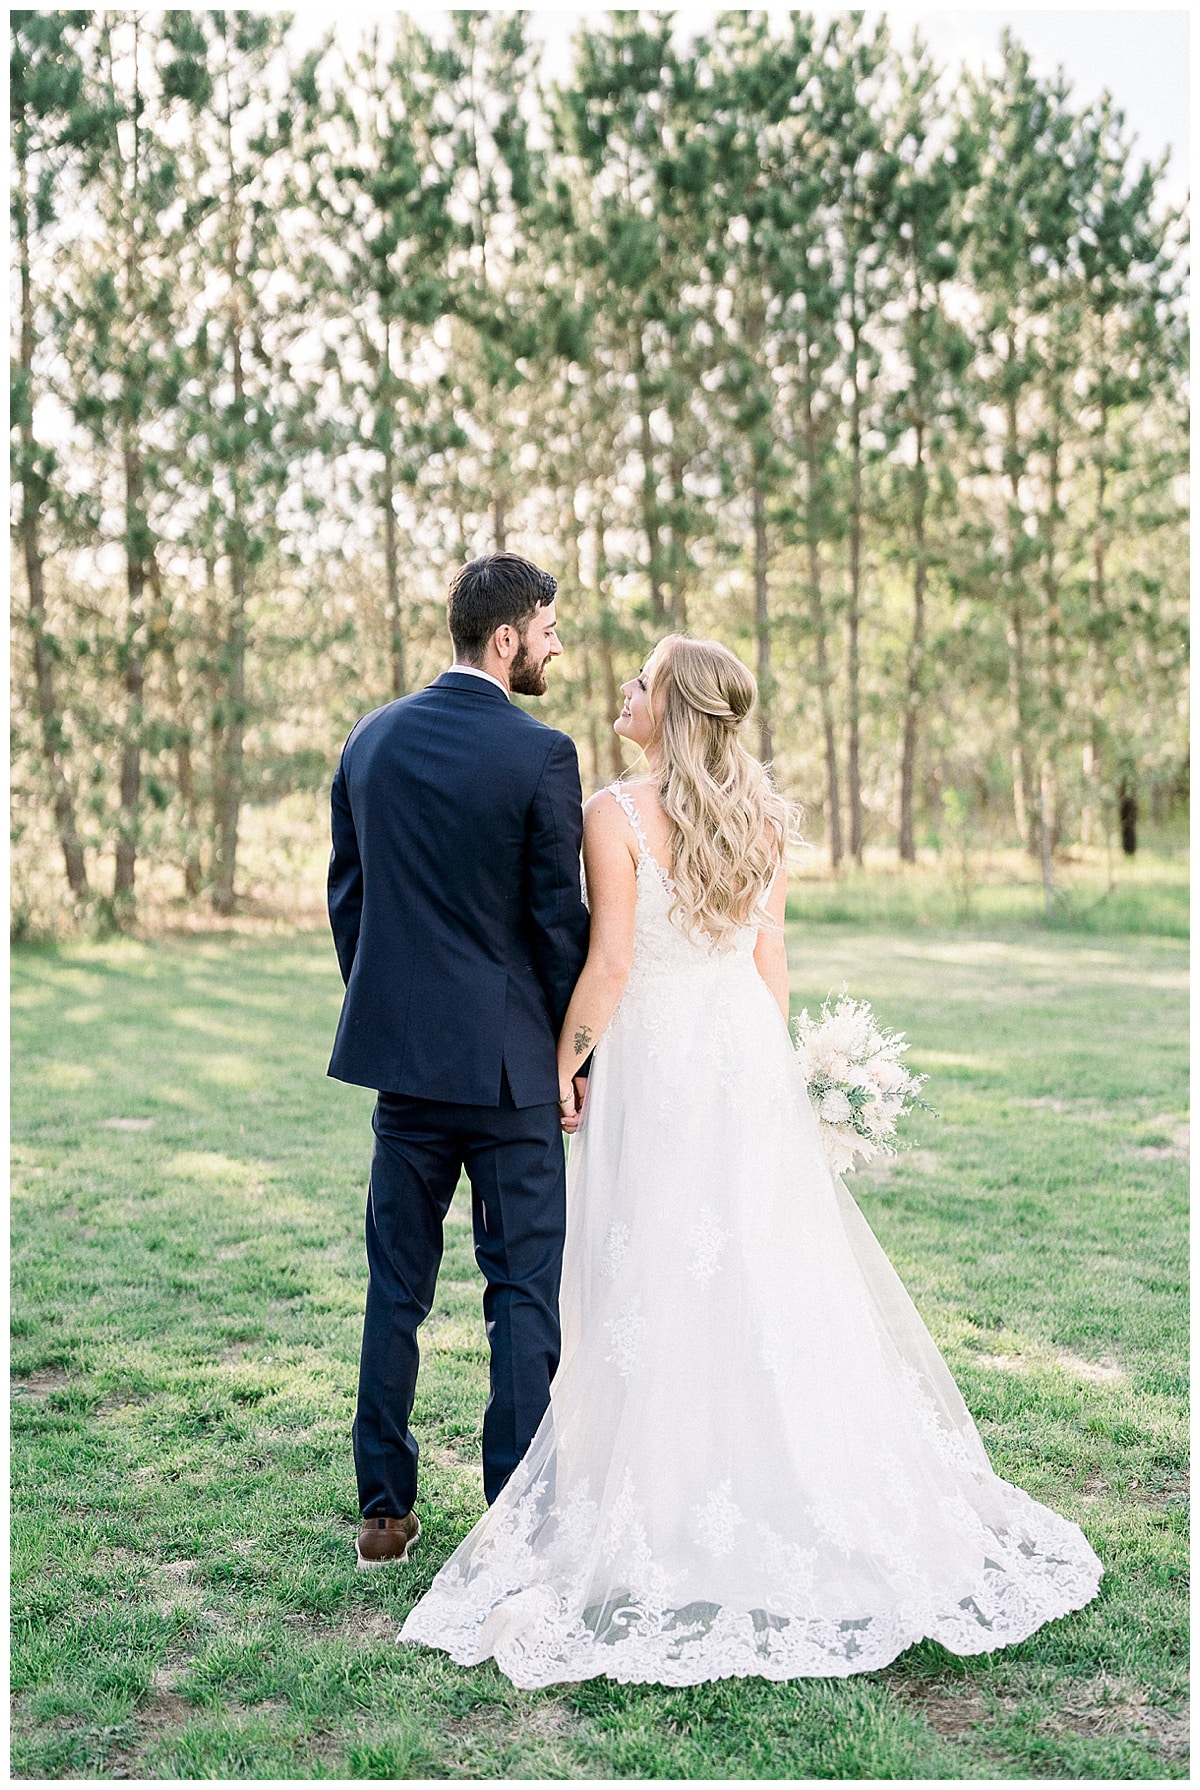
top-left (786, 840), bottom-right (1189, 938)
top-left (11, 914), bottom-right (1188, 1778)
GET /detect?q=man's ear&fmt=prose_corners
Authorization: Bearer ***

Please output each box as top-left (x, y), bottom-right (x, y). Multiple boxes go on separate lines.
top-left (493, 624), bottom-right (517, 663)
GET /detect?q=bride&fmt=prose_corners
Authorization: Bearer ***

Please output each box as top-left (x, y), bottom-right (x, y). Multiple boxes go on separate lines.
top-left (400, 635), bottom-right (1102, 1688)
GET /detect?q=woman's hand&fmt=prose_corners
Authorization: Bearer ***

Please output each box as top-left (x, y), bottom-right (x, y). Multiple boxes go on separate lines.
top-left (559, 1076), bottom-right (589, 1135)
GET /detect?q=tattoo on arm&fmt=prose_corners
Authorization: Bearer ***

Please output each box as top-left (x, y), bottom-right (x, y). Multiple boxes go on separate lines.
top-left (573, 1024), bottom-right (593, 1058)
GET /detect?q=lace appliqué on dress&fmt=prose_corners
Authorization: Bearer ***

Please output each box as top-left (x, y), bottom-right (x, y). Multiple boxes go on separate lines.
top-left (687, 1205), bottom-right (730, 1287)
top-left (604, 1299), bottom-right (645, 1381)
top-left (601, 1223), bottom-right (630, 1280)
top-left (691, 1480), bottom-right (747, 1558)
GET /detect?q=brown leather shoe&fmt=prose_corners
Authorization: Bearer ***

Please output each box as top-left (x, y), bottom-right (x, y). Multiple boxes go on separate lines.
top-left (356, 1510), bottom-right (421, 1569)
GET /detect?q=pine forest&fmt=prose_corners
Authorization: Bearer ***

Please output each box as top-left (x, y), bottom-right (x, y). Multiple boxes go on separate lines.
top-left (10, 10), bottom-right (1189, 933)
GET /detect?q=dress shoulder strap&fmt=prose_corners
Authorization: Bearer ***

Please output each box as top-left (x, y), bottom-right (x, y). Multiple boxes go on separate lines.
top-left (605, 782), bottom-right (677, 893)
top-left (606, 781), bottom-right (650, 857)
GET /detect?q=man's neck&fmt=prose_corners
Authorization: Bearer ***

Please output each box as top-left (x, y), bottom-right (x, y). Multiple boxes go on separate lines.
top-left (452, 660), bottom-right (510, 696)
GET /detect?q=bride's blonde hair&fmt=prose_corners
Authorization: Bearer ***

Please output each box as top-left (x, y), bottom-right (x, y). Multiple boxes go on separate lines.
top-left (644, 635), bottom-right (794, 945)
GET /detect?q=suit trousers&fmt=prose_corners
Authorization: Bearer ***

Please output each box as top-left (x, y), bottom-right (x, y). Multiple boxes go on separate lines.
top-left (353, 1072), bottom-right (567, 1516)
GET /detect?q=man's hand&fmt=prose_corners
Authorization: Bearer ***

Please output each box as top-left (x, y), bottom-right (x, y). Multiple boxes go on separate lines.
top-left (559, 1075), bottom-right (589, 1136)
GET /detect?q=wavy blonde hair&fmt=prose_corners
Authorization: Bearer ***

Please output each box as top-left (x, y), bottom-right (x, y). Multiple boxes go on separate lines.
top-left (643, 635), bottom-right (795, 945)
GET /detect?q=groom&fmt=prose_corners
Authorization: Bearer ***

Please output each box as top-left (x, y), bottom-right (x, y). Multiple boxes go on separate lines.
top-left (327, 553), bottom-right (591, 1567)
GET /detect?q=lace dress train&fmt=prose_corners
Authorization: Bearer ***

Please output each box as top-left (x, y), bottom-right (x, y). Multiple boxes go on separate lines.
top-left (400, 785), bottom-right (1102, 1688)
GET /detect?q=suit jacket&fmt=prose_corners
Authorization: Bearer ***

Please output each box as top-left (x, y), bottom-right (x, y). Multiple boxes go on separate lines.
top-left (327, 670), bottom-right (591, 1107)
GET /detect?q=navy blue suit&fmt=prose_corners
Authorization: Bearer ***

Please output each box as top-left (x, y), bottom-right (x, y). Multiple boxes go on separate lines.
top-left (328, 670), bottom-right (590, 1514)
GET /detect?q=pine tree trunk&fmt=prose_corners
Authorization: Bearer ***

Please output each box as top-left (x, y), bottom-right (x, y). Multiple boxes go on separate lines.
top-left (668, 447), bottom-right (688, 628)
top-left (22, 521), bottom-right (90, 902)
top-left (205, 554), bottom-right (222, 884)
top-left (151, 562), bottom-right (201, 898)
top-left (809, 540), bottom-right (843, 871)
top-left (752, 480), bottom-right (773, 766)
top-left (898, 422), bottom-right (927, 863)
top-left (1002, 334), bottom-right (1034, 851)
top-left (1007, 601), bottom-right (1033, 848)
top-left (212, 256), bottom-right (248, 917)
top-left (633, 330), bottom-right (666, 623)
top-left (1081, 330), bottom-right (1109, 847)
top-left (113, 437), bottom-right (146, 916)
top-left (175, 709), bottom-right (201, 898)
top-left (846, 310), bottom-right (864, 865)
top-left (801, 363), bottom-right (842, 868)
top-left (570, 509), bottom-right (602, 788)
top-left (211, 562), bottom-right (245, 918)
top-left (1041, 427), bottom-right (1063, 850)
top-left (383, 444), bottom-right (407, 699)
top-left (15, 148), bottom-right (89, 902)
top-left (594, 503), bottom-right (625, 781)
top-left (598, 624), bottom-right (624, 782)
top-left (1038, 763), bottom-right (1055, 914)
top-left (110, 16), bottom-right (145, 919)
top-left (1118, 777), bottom-right (1137, 855)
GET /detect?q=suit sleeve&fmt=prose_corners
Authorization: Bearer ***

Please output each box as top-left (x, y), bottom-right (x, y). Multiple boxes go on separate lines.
top-left (327, 754), bottom-right (363, 987)
top-left (528, 732), bottom-right (591, 1033)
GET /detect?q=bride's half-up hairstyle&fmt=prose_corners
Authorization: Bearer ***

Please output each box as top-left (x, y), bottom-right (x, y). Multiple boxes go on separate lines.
top-left (645, 635), bottom-right (795, 945)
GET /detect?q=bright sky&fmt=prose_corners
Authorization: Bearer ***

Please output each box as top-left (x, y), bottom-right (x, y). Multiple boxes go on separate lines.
top-left (874, 9), bottom-right (1189, 200)
top-left (290, 6), bottom-right (1190, 206)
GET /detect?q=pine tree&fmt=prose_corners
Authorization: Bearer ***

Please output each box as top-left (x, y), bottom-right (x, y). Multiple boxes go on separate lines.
top-left (560, 15), bottom-right (716, 630)
top-left (779, 18), bottom-right (847, 865)
top-left (10, 10), bottom-right (92, 904)
top-left (56, 12), bottom-right (190, 922)
top-left (704, 11), bottom-right (809, 768)
top-left (295, 17), bottom-right (459, 702)
top-left (162, 11), bottom-right (297, 914)
top-left (437, 13), bottom-right (547, 559)
top-left (1071, 96), bottom-right (1187, 850)
top-left (964, 38), bottom-right (1077, 852)
top-left (536, 73), bottom-right (653, 774)
top-left (823, 17), bottom-right (891, 863)
top-left (883, 37), bottom-right (975, 863)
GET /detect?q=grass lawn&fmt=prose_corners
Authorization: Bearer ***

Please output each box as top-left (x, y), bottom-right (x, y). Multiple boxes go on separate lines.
top-left (11, 914), bottom-right (1188, 1779)
top-left (784, 838), bottom-right (1189, 939)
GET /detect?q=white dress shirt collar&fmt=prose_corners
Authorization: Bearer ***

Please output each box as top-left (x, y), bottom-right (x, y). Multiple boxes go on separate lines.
top-left (448, 663), bottom-right (510, 700)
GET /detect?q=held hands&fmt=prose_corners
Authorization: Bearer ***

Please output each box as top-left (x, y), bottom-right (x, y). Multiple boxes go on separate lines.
top-left (559, 1076), bottom-right (589, 1135)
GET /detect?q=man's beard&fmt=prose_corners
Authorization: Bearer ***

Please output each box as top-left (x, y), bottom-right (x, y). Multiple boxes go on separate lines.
top-left (509, 638), bottom-right (551, 696)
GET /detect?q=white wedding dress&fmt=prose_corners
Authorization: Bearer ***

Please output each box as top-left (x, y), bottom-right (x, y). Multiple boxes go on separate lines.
top-left (400, 785), bottom-right (1102, 1688)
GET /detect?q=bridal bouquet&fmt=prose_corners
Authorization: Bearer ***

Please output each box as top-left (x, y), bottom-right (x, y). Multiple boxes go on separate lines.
top-left (792, 993), bottom-right (930, 1176)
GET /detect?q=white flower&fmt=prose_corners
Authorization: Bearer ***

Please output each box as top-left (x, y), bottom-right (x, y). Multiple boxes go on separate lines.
top-left (820, 1124), bottom-right (862, 1175)
top-left (866, 1055), bottom-right (908, 1093)
top-left (819, 1088), bottom-right (854, 1124)
top-left (823, 1011), bottom-right (868, 1056)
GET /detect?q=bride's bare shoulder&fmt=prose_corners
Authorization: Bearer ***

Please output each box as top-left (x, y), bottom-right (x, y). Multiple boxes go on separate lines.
top-left (583, 786), bottom-right (636, 831)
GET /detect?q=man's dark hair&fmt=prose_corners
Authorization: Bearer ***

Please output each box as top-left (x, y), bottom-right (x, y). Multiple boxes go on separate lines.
top-left (447, 553), bottom-right (558, 663)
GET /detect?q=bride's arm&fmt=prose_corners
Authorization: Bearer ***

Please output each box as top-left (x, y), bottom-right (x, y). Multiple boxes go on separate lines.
top-left (556, 793), bottom-right (637, 1111)
top-left (753, 857), bottom-right (790, 1024)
